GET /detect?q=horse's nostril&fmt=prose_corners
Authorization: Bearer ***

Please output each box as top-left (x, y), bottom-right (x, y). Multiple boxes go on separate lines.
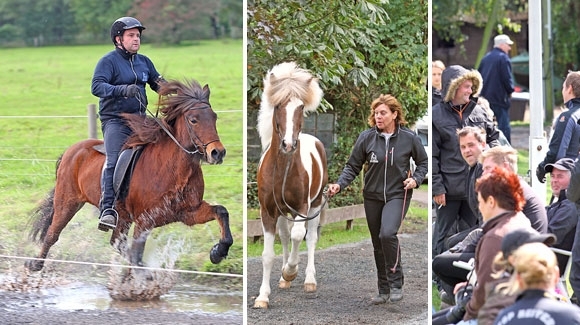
top-left (212, 148), bottom-right (225, 163)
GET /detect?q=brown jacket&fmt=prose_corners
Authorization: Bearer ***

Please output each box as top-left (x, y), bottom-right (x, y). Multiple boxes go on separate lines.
top-left (464, 211), bottom-right (531, 320)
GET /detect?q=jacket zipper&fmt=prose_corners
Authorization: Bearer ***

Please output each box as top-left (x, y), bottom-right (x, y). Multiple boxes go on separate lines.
top-left (384, 137), bottom-right (390, 202)
top-left (129, 55), bottom-right (143, 114)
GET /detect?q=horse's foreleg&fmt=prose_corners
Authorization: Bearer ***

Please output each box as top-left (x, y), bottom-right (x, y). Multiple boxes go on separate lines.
top-left (282, 215), bottom-right (307, 284)
top-left (208, 204), bottom-right (233, 264)
top-left (303, 208), bottom-right (322, 293)
top-left (254, 228), bottom-right (276, 309)
top-left (130, 229), bottom-right (151, 266)
top-left (111, 219), bottom-right (132, 259)
top-left (184, 202), bottom-right (233, 264)
top-left (276, 217), bottom-right (290, 263)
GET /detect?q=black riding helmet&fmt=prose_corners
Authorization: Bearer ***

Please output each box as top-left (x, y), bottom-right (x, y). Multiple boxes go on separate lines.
top-left (110, 17), bottom-right (146, 45)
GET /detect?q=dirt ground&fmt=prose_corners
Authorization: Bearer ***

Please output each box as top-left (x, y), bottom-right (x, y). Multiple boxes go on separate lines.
top-left (247, 230), bottom-right (429, 324)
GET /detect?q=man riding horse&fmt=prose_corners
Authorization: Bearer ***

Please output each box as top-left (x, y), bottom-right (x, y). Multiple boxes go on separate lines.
top-left (91, 17), bottom-right (166, 231)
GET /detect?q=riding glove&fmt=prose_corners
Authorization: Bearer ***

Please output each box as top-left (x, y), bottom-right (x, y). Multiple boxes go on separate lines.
top-left (536, 163), bottom-right (546, 183)
top-left (123, 84), bottom-right (140, 97)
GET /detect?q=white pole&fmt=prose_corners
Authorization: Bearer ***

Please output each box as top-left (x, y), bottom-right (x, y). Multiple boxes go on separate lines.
top-left (88, 104), bottom-right (97, 139)
top-left (529, 1), bottom-right (547, 202)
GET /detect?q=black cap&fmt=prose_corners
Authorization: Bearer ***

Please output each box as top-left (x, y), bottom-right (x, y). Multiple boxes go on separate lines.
top-left (501, 228), bottom-right (556, 258)
top-left (545, 158), bottom-right (575, 173)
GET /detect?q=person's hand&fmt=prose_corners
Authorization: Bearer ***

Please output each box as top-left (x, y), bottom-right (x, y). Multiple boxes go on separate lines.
top-left (326, 184), bottom-right (340, 198)
top-left (536, 163), bottom-right (546, 183)
top-left (403, 177), bottom-right (417, 190)
top-left (453, 282), bottom-right (467, 295)
top-left (433, 193), bottom-right (446, 208)
top-left (123, 84), bottom-right (140, 97)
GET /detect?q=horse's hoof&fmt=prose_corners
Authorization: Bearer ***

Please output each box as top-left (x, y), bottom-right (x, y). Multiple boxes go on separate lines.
top-left (253, 300), bottom-right (269, 309)
top-left (25, 260), bottom-right (43, 272)
top-left (304, 283), bottom-right (317, 292)
top-left (282, 267), bottom-right (298, 282)
top-left (209, 243), bottom-right (226, 264)
top-left (279, 279), bottom-right (292, 289)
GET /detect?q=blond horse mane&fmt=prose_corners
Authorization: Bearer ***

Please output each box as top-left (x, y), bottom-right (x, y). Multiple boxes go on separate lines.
top-left (257, 62), bottom-right (323, 150)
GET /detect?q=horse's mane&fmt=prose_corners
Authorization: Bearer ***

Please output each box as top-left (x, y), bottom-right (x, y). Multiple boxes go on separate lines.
top-left (124, 79), bottom-right (210, 147)
top-left (257, 62), bottom-right (323, 149)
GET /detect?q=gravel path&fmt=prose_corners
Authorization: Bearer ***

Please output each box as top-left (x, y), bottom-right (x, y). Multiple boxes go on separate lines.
top-left (247, 231), bottom-right (429, 324)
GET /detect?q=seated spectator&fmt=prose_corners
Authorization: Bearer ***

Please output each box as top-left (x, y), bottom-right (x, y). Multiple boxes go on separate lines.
top-left (494, 242), bottom-right (580, 324)
top-left (480, 146), bottom-right (548, 233)
top-left (433, 126), bottom-right (486, 304)
top-left (432, 167), bottom-right (532, 324)
top-left (477, 229), bottom-right (556, 325)
top-left (434, 145), bottom-right (550, 306)
top-left (545, 158), bottom-right (577, 274)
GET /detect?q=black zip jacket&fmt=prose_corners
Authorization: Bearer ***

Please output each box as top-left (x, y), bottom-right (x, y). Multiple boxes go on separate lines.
top-left (432, 99), bottom-right (500, 199)
top-left (336, 125), bottom-right (428, 202)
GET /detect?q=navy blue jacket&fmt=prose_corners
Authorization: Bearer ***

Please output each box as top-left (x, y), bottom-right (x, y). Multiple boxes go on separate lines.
top-left (92, 47), bottom-right (162, 122)
top-left (540, 98), bottom-right (580, 170)
top-left (494, 289), bottom-right (580, 324)
top-left (479, 47), bottom-right (514, 108)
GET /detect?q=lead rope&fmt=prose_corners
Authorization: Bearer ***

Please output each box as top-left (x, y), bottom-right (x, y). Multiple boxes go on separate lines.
top-left (390, 170), bottom-right (411, 273)
top-left (273, 152), bottom-right (327, 222)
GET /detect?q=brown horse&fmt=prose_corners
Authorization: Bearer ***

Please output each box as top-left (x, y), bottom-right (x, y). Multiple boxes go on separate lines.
top-left (254, 62), bottom-right (328, 309)
top-left (26, 79), bottom-right (233, 271)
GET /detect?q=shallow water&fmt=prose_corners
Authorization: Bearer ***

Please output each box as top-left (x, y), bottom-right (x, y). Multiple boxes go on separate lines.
top-left (1, 278), bottom-right (242, 314)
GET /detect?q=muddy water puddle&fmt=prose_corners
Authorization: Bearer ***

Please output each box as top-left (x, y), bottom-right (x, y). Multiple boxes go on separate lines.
top-left (0, 277), bottom-right (242, 315)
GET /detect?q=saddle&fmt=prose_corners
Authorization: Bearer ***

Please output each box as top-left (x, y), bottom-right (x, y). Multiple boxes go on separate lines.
top-left (93, 144), bottom-right (143, 200)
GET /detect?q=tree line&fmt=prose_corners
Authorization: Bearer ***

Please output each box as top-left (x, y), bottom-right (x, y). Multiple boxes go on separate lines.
top-left (0, 0), bottom-right (243, 46)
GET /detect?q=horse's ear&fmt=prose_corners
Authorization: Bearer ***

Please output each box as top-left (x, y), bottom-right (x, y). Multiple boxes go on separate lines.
top-left (202, 84), bottom-right (210, 99)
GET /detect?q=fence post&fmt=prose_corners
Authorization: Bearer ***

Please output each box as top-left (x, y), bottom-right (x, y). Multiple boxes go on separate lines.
top-left (88, 104), bottom-right (97, 139)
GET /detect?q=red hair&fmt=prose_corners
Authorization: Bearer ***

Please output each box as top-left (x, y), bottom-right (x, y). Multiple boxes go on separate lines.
top-left (475, 166), bottom-right (525, 212)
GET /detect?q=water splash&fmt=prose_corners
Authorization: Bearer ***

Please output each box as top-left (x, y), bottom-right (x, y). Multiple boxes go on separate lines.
top-left (107, 236), bottom-right (184, 300)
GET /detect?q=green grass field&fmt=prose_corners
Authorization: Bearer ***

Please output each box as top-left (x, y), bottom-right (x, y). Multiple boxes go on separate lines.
top-left (0, 40), bottom-right (243, 276)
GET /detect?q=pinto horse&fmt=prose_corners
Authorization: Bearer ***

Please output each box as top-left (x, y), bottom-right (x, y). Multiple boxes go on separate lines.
top-left (254, 62), bottom-right (328, 309)
top-left (26, 79), bottom-right (233, 271)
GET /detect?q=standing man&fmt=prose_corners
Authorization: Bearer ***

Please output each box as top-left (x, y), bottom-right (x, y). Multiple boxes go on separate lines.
top-left (478, 34), bottom-right (515, 144)
top-left (536, 71), bottom-right (580, 183)
top-left (92, 17), bottom-right (165, 231)
top-left (431, 65), bottom-right (501, 255)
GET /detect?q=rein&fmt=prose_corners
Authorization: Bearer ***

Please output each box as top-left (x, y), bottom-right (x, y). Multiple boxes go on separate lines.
top-left (272, 150), bottom-right (327, 223)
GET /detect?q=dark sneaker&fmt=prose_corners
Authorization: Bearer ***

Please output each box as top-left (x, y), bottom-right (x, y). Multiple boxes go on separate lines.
top-left (390, 288), bottom-right (403, 302)
top-left (371, 293), bottom-right (389, 305)
top-left (98, 211), bottom-right (117, 231)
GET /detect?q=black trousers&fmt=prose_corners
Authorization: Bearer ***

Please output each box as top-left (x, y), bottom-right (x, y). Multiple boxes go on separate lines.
top-left (432, 199), bottom-right (477, 255)
top-left (363, 197), bottom-right (410, 294)
top-left (432, 251), bottom-right (473, 297)
top-left (100, 118), bottom-right (132, 212)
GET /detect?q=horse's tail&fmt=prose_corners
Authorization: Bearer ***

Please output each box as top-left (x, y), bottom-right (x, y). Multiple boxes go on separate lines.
top-left (29, 187), bottom-right (55, 243)
top-left (29, 155), bottom-right (61, 243)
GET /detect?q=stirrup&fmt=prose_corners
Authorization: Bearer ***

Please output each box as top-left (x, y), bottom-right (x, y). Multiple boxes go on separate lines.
top-left (98, 208), bottom-right (118, 232)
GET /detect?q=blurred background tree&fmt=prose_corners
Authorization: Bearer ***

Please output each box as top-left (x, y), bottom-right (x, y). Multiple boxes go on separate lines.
top-left (0, 0), bottom-right (242, 46)
top-left (247, 0), bottom-right (427, 208)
